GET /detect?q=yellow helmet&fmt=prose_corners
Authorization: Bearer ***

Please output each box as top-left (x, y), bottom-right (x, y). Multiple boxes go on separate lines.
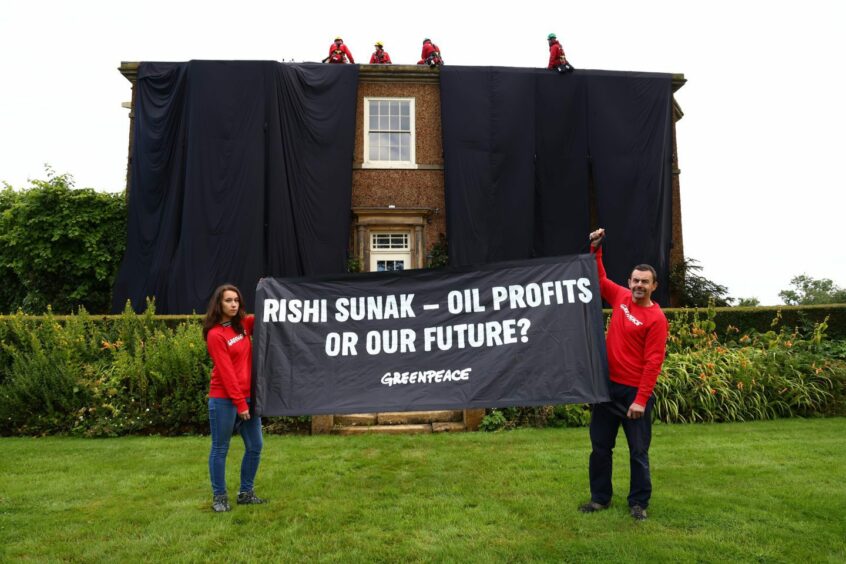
top-left (375, 41), bottom-right (384, 48)
top-left (334, 36), bottom-right (343, 41)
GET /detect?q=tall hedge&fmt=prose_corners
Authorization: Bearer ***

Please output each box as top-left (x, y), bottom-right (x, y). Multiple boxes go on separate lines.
top-left (661, 304), bottom-right (846, 340)
top-left (1, 305), bottom-right (843, 436)
top-left (0, 171), bottom-right (126, 314)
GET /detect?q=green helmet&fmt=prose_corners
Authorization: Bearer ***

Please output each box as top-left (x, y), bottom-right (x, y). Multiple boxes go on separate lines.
top-left (548, 33), bottom-right (557, 40)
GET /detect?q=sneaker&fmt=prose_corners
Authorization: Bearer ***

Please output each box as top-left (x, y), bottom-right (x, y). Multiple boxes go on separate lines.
top-left (630, 505), bottom-right (648, 521)
top-left (212, 494), bottom-right (231, 513)
top-left (578, 500), bottom-right (611, 513)
top-left (237, 490), bottom-right (267, 505)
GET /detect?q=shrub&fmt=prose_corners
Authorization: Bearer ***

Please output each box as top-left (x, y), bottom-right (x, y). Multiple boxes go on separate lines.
top-left (654, 307), bottom-right (842, 423)
top-left (1, 306), bottom-right (844, 436)
top-left (0, 169), bottom-right (126, 314)
top-left (484, 307), bottom-right (845, 431)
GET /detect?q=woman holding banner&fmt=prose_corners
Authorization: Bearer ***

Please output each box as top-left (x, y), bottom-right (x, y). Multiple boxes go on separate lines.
top-left (203, 284), bottom-right (266, 513)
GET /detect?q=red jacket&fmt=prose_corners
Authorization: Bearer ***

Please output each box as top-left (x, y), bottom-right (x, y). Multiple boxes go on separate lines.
top-left (207, 315), bottom-right (255, 413)
top-left (328, 43), bottom-right (354, 64)
top-left (548, 40), bottom-right (568, 69)
top-left (418, 41), bottom-right (441, 64)
top-left (370, 49), bottom-right (392, 64)
top-left (592, 247), bottom-right (668, 406)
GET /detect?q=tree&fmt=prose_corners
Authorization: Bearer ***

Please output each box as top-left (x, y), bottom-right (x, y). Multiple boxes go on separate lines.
top-left (778, 274), bottom-right (846, 305)
top-left (735, 297), bottom-right (761, 307)
top-left (0, 168), bottom-right (127, 313)
top-left (669, 257), bottom-right (732, 307)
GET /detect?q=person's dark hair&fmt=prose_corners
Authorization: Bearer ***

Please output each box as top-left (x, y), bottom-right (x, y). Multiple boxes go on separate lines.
top-left (203, 284), bottom-right (246, 341)
top-left (631, 264), bottom-right (658, 283)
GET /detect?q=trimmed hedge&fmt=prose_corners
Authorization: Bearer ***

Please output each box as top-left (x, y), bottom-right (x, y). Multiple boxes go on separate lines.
top-left (7, 304), bottom-right (844, 339)
top-left (663, 304), bottom-right (846, 340)
top-left (1, 305), bottom-right (844, 436)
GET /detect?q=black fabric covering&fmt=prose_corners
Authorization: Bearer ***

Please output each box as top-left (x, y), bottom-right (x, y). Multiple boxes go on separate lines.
top-left (442, 67), bottom-right (673, 305)
top-left (112, 61), bottom-right (358, 314)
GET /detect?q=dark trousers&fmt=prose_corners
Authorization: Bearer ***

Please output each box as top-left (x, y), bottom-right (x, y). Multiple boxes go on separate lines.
top-left (589, 381), bottom-right (654, 508)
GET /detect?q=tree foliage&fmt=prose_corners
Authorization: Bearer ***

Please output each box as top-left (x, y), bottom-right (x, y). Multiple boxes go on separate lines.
top-left (779, 274), bottom-right (846, 305)
top-left (669, 257), bottom-right (732, 307)
top-left (0, 168), bottom-right (127, 314)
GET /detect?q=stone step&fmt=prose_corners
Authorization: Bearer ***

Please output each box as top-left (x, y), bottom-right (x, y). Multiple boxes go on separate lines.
top-left (376, 410), bottom-right (463, 425)
top-left (432, 422), bottom-right (466, 433)
top-left (334, 413), bottom-right (378, 426)
top-left (333, 424), bottom-right (433, 436)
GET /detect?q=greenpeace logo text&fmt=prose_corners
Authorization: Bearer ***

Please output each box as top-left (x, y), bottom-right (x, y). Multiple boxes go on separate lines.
top-left (227, 334), bottom-right (245, 346)
top-left (619, 304), bottom-right (643, 327)
top-left (381, 368), bottom-right (471, 387)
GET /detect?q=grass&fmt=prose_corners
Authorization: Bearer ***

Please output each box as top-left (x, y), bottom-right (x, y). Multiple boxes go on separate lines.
top-left (1, 418), bottom-right (845, 563)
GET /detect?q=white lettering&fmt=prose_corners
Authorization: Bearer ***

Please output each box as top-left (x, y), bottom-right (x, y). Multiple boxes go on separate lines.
top-left (263, 299), bottom-right (279, 322)
top-left (380, 367), bottom-right (472, 386)
top-left (491, 286), bottom-right (508, 310)
top-left (577, 277), bottom-right (592, 303)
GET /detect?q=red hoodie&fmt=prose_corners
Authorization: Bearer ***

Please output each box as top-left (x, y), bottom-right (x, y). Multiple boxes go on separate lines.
top-left (592, 247), bottom-right (668, 406)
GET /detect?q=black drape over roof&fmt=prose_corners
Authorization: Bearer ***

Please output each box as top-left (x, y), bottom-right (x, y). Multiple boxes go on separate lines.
top-left (441, 67), bottom-right (673, 305)
top-left (112, 61), bottom-right (358, 313)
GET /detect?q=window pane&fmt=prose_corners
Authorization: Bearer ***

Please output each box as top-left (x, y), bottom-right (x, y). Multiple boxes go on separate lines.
top-left (371, 233), bottom-right (410, 250)
top-left (377, 260), bottom-right (406, 272)
top-left (365, 99), bottom-right (415, 161)
top-left (368, 133), bottom-right (379, 161)
top-left (390, 132), bottom-right (399, 150)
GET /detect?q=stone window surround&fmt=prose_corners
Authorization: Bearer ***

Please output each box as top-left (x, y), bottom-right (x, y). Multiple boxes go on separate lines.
top-left (352, 207), bottom-right (433, 272)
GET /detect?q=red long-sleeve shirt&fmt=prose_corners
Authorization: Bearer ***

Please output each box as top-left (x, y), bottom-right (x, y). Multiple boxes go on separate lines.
top-left (328, 43), bottom-right (354, 64)
top-left (370, 49), bottom-right (392, 64)
top-left (207, 315), bottom-right (255, 413)
top-left (418, 41), bottom-right (440, 64)
top-left (548, 40), bottom-right (567, 69)
top-left (592, 247), bottom-right (668, 406)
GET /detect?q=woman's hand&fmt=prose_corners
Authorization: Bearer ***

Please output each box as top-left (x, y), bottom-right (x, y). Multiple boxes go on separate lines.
top-left (238, 410), bottom-right (251, 420)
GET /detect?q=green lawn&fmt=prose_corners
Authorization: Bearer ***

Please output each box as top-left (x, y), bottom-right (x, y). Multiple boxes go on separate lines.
top-left (1, 419), bottom-right (845, 563)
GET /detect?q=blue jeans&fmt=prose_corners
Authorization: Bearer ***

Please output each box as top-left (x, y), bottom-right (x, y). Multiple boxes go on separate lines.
top-left (208, 397), bottom-right (263, 496)
top-left (588, 381), bottom-right (655, 508)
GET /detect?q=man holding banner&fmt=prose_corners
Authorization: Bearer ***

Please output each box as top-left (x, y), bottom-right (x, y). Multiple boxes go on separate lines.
top-left (579, 228), bottom-right (668, 521)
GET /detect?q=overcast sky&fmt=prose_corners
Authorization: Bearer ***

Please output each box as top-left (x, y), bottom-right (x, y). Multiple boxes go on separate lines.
top-left (1, 0), bottom-right (844, 305)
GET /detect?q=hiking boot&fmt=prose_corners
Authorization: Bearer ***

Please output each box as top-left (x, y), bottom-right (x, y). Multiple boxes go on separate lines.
top-left (630, 505), bottom-right (648, 521)
top-left (212, 494), bottom-right (231, 513)
top-left (237, 490), bottom-right (267, 505)
top-left (578, 500), bottom-right (611, 513)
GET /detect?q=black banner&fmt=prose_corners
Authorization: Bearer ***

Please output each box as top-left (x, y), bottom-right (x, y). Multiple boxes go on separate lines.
top-left (252, 255), bottom-right (610, 416)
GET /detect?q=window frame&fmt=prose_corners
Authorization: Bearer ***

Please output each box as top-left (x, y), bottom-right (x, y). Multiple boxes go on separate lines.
top-left (362, 97), bottom-right (417, 169)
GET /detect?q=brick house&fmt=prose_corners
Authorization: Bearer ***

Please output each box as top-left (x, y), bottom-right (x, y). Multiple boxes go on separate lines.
top-left (118, 63), bottom-right (686, 434)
